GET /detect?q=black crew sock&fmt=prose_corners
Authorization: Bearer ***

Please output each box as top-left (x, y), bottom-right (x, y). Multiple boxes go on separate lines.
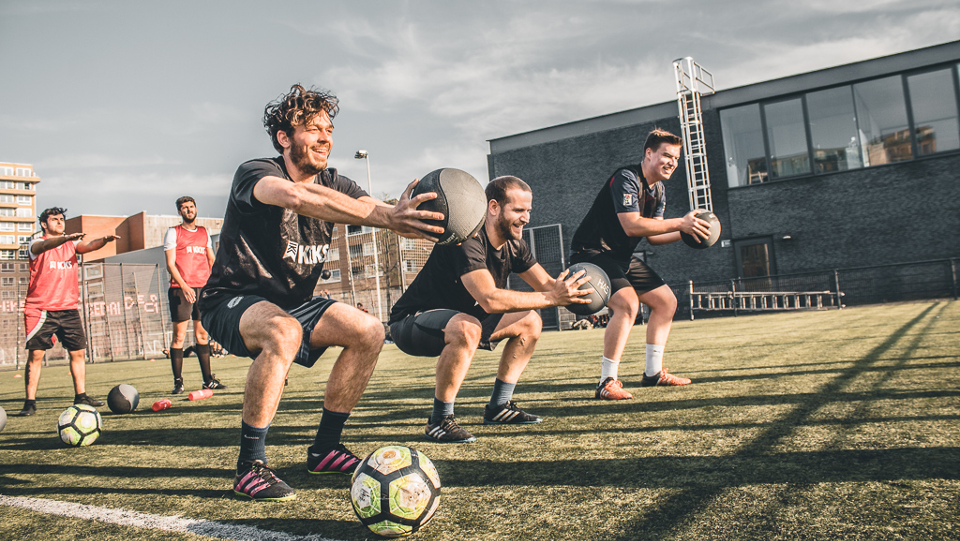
top-left (429, 397), bottom-right (455, 426)
top-left (237, 421), bottom-right (269, 470)
top-left (488, 378), bottom-right (516, 409)
top-left (170, 348), bottom-right (184, 380)
top-left (196, 344), bottom-right (212, 381)
top-left (310, 407), bottom-right (350, 453)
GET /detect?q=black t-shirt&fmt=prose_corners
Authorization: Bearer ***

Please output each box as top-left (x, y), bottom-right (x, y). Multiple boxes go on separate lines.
top-left (570, 165), bottom-right (665, 261)
top-left (201, 157), bottom-right (367, 309)
top-left (388, 226), bottom-right (537, 323)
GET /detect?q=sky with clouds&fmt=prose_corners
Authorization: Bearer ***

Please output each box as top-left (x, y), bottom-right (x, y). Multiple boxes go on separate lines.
top-left (1, 0), bottom-right (958, 221)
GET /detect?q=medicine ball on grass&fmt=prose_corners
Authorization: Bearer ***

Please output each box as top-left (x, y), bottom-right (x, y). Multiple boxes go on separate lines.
top-left (564, 262), bottom-right (611, 316)
top-left (680, 210), bottom-right (721, 249)
top-left (107, 384), bottom-right (140, 414)
top-left (412, 168), bottom-right (486, 245)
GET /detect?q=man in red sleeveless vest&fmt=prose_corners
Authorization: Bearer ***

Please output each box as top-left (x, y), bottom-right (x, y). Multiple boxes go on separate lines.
top-left (18, 207), bottom-right (119, 416)
top-left (164, 196), bottom-right (223, 394)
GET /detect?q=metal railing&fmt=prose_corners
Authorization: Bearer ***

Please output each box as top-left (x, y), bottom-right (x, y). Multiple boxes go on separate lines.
top-left (681, 258), bottom-right (958, 319)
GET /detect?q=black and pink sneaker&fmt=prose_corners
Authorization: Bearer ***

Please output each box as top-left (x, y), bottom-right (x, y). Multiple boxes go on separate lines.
top-left (306, 443), bottom-right (361, 475)
top-left (233, 460), bottom-right (295, 502)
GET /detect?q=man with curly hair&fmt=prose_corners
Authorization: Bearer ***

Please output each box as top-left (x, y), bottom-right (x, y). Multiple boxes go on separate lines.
top-left (199, 84), bottom-right (443, 502)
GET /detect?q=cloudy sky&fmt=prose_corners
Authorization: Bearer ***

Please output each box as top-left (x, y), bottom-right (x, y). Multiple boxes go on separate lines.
top-left (1, 0), bottom-right (958, 220)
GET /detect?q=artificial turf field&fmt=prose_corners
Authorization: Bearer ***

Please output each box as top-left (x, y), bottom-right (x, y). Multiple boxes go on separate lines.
top-left (1, 300), bottom-right (958, 541)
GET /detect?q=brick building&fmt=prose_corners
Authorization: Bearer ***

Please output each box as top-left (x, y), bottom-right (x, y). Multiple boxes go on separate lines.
top-left (487, 41), bottom-right (960, 292)
top-left (0, 162), bottom-right (39, 312)
top-left (65, 212), bottom-right (223, 261)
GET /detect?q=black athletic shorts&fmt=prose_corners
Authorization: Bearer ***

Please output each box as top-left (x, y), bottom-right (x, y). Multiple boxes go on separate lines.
top-left (570, 251), bottom-right (666, 296)
top-left (390, 309), bottom-right (504, 358)
top-left (24, 308), bottom-right (87, 351)
top-left (200, 294), bottom-right (336, 368)
top-left (168, 287), bottom-right (201, 322)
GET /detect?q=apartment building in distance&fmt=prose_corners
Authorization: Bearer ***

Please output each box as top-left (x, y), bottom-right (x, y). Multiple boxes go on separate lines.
top-left (0, 162), bottom-right (40, 311)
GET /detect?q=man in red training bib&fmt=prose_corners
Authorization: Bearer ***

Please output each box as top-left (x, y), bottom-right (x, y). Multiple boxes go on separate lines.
top-left (18, 207), bottom-right (119, 416)
top-left (164, 195), bottom-right (223, 394)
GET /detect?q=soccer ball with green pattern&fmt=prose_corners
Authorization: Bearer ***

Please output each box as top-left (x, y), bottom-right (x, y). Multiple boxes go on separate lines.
top-left (57, 404), bottom-right (102, 447)
top-left (350, 445), bottom-right (441, 537)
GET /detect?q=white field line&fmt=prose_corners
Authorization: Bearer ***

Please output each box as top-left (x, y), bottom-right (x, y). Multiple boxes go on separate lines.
top-left (0, 495), bottom-right (348, 541)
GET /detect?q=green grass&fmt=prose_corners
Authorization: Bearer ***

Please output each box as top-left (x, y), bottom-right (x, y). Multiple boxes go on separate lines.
top-left (1, 300), bottom-right (959, 540)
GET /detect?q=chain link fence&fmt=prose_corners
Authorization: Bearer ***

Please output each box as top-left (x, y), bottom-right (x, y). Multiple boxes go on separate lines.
top-left (0, 263), bottom-right (173, 370)
top-left (1, 224), bottom-right (955, 368)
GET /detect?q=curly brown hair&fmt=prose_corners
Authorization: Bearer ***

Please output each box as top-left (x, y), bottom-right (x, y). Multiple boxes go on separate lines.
top-left (263, 84), bottom-right (340, 154)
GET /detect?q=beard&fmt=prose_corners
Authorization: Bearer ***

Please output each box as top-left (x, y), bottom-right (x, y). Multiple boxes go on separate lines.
top-left (290, 139), bottom-right (326, 177)
top-left (495, 213), bottom-right (523, 241)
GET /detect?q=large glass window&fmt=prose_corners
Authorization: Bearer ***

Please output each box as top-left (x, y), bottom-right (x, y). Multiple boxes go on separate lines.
top-left (721, 64), bottom-right (960, 188)
top-left (764, 98), bottom-right (810, 178)
top-left (853, 76), bottom-right (912, 165)
top-left (907, 69), bottom-right (960, 156)
top-left (807, 86), bottom-right (862, 173)
top-left (720, 104), bottom-right (767, 187)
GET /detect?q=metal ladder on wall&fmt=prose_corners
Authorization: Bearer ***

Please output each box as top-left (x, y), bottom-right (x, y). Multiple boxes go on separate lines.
top-left (673, 57), bottom-right (715, 212)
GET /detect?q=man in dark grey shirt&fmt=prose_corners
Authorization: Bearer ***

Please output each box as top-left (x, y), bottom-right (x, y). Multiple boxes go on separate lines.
top-left (200, 84), bottom-right (442, 502)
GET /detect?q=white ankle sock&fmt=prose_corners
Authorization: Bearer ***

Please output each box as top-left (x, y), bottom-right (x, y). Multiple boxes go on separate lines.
top-left (644, 344), bottom-right (664, 377)
top-left (600, 356), bottom-right (620, 383)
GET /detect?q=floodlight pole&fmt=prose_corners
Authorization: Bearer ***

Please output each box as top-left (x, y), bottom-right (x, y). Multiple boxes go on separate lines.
top-left (355, 150), bottom-right (383, 322)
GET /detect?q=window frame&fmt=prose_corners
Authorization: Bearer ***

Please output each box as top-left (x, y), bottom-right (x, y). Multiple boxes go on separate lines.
top-left (720, 60), bottom-right (960, 190)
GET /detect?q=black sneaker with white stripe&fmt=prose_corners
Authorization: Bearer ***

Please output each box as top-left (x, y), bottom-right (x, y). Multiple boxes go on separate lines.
top-left (424, 415), bottom-right (476, 443)
top-left (483, 401), bottom-right (543, 425)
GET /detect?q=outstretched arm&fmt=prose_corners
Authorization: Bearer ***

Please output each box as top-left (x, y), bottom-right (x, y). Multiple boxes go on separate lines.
top-left (31, 232), bottom-right (84, 255)
top-left (76, 235), bottom-right (120, 254)
top-left (461, 265), bottom-right (589, 314)
top-left (253, 176), bottom-right (444, 241)
top-left (618, 211), bottom-right (711, 245)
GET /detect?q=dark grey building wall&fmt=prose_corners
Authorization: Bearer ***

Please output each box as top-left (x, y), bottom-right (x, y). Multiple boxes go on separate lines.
top-left (487, 112), bottom-right (737, 286)
top-left (487, 43), bottom-right (960, 289)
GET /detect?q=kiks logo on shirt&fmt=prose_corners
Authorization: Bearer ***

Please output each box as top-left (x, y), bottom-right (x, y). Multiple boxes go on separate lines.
top-left (283, 241), bottom-right (329, 265)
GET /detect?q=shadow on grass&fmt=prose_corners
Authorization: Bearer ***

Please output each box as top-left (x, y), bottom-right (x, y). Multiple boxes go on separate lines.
top-left (604, 300), bottom-right (954, 540)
